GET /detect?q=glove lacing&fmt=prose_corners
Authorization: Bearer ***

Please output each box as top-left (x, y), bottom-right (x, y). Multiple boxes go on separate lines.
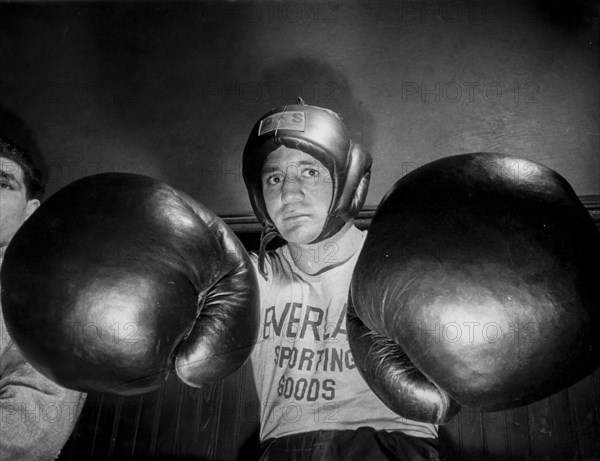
top-left (258, 221), bottom-right (279, 281)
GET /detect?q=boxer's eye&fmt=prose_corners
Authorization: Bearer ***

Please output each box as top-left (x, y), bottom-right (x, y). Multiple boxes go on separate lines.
top-left (264, 173), bottom-right (283, 186)
top-left (300, 167), bottom-right (321, 180)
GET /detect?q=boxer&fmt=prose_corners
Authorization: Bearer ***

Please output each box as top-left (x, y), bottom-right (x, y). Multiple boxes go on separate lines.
top-left (243, 101), bottom-right (440, 460)
top-left (4, 107), bottom-right (598, 460)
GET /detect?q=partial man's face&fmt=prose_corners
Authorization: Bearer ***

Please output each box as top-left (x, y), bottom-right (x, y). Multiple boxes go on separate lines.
top-left (261, 146), bottom-right (333, 245)
top-left (0, 157), bottom-right (40, 249)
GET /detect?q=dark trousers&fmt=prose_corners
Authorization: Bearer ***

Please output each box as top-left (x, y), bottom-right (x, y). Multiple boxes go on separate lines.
top-left (259, 427), bottom-right (439, 461)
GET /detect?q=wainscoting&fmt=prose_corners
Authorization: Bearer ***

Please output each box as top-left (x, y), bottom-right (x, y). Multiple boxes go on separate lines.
top-left (58, 197), bottom-right (600, 460)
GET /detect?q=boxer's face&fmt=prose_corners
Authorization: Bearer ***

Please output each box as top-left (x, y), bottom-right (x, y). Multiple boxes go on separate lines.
top-left (0, 157), bottom-right (39, 249)
top-left (261, 147), bottom-right (332, 245)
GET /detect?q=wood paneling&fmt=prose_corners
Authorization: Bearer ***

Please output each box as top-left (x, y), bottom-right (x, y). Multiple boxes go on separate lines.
top-left (58, 197), bottom-right (600, 460)
top-left (60, 362), bottom-right (260, 461)
top-left (439, 369), bottom-right (600, 461)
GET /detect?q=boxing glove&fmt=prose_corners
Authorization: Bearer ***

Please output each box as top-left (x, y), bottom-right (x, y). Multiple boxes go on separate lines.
top-left (1, 173), bottom-right (259, 395)
top-left (348, 153), bottom-right (600, 423)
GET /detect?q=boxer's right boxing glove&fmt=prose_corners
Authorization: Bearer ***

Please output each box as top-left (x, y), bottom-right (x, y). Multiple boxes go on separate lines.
top-left (348, 153), bottom-right (600, 423)
top-left (346, 306), bottom-right (461, 423)
top-left (1, 173), bottom-right (259, 395)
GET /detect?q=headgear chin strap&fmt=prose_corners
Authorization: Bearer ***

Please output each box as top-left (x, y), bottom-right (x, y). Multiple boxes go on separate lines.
top-left (243, 100), bottom-right (372, 279)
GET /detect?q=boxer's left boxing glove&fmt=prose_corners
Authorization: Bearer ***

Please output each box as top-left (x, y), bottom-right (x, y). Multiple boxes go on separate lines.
top-left (348, 153), bottom-right (600, 423)
top-left (1, 173), bottom-right (259, 395)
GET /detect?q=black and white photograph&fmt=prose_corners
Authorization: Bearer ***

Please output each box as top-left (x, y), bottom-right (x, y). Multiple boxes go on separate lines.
top-left (0, 1), bottom-right (599, 460)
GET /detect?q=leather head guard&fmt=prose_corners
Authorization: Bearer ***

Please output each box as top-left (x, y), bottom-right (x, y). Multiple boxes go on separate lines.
top-left (243, 101), bottom-right (372, 278)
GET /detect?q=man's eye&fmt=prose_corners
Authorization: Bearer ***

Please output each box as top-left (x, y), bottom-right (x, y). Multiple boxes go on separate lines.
top-left (0, 181), bottom-right (11, 190)
top-left (265, 174), bottom-right (282, 186)
top-left (302, 168), bottom-right (320, 178)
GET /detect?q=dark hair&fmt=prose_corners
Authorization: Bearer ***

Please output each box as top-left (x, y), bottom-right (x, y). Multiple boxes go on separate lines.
top-left (0, 137), bottom-right (46, 200)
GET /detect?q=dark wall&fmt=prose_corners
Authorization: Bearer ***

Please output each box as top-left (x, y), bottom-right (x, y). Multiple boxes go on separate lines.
top-left (0, 0), bottom-right (598, 212)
